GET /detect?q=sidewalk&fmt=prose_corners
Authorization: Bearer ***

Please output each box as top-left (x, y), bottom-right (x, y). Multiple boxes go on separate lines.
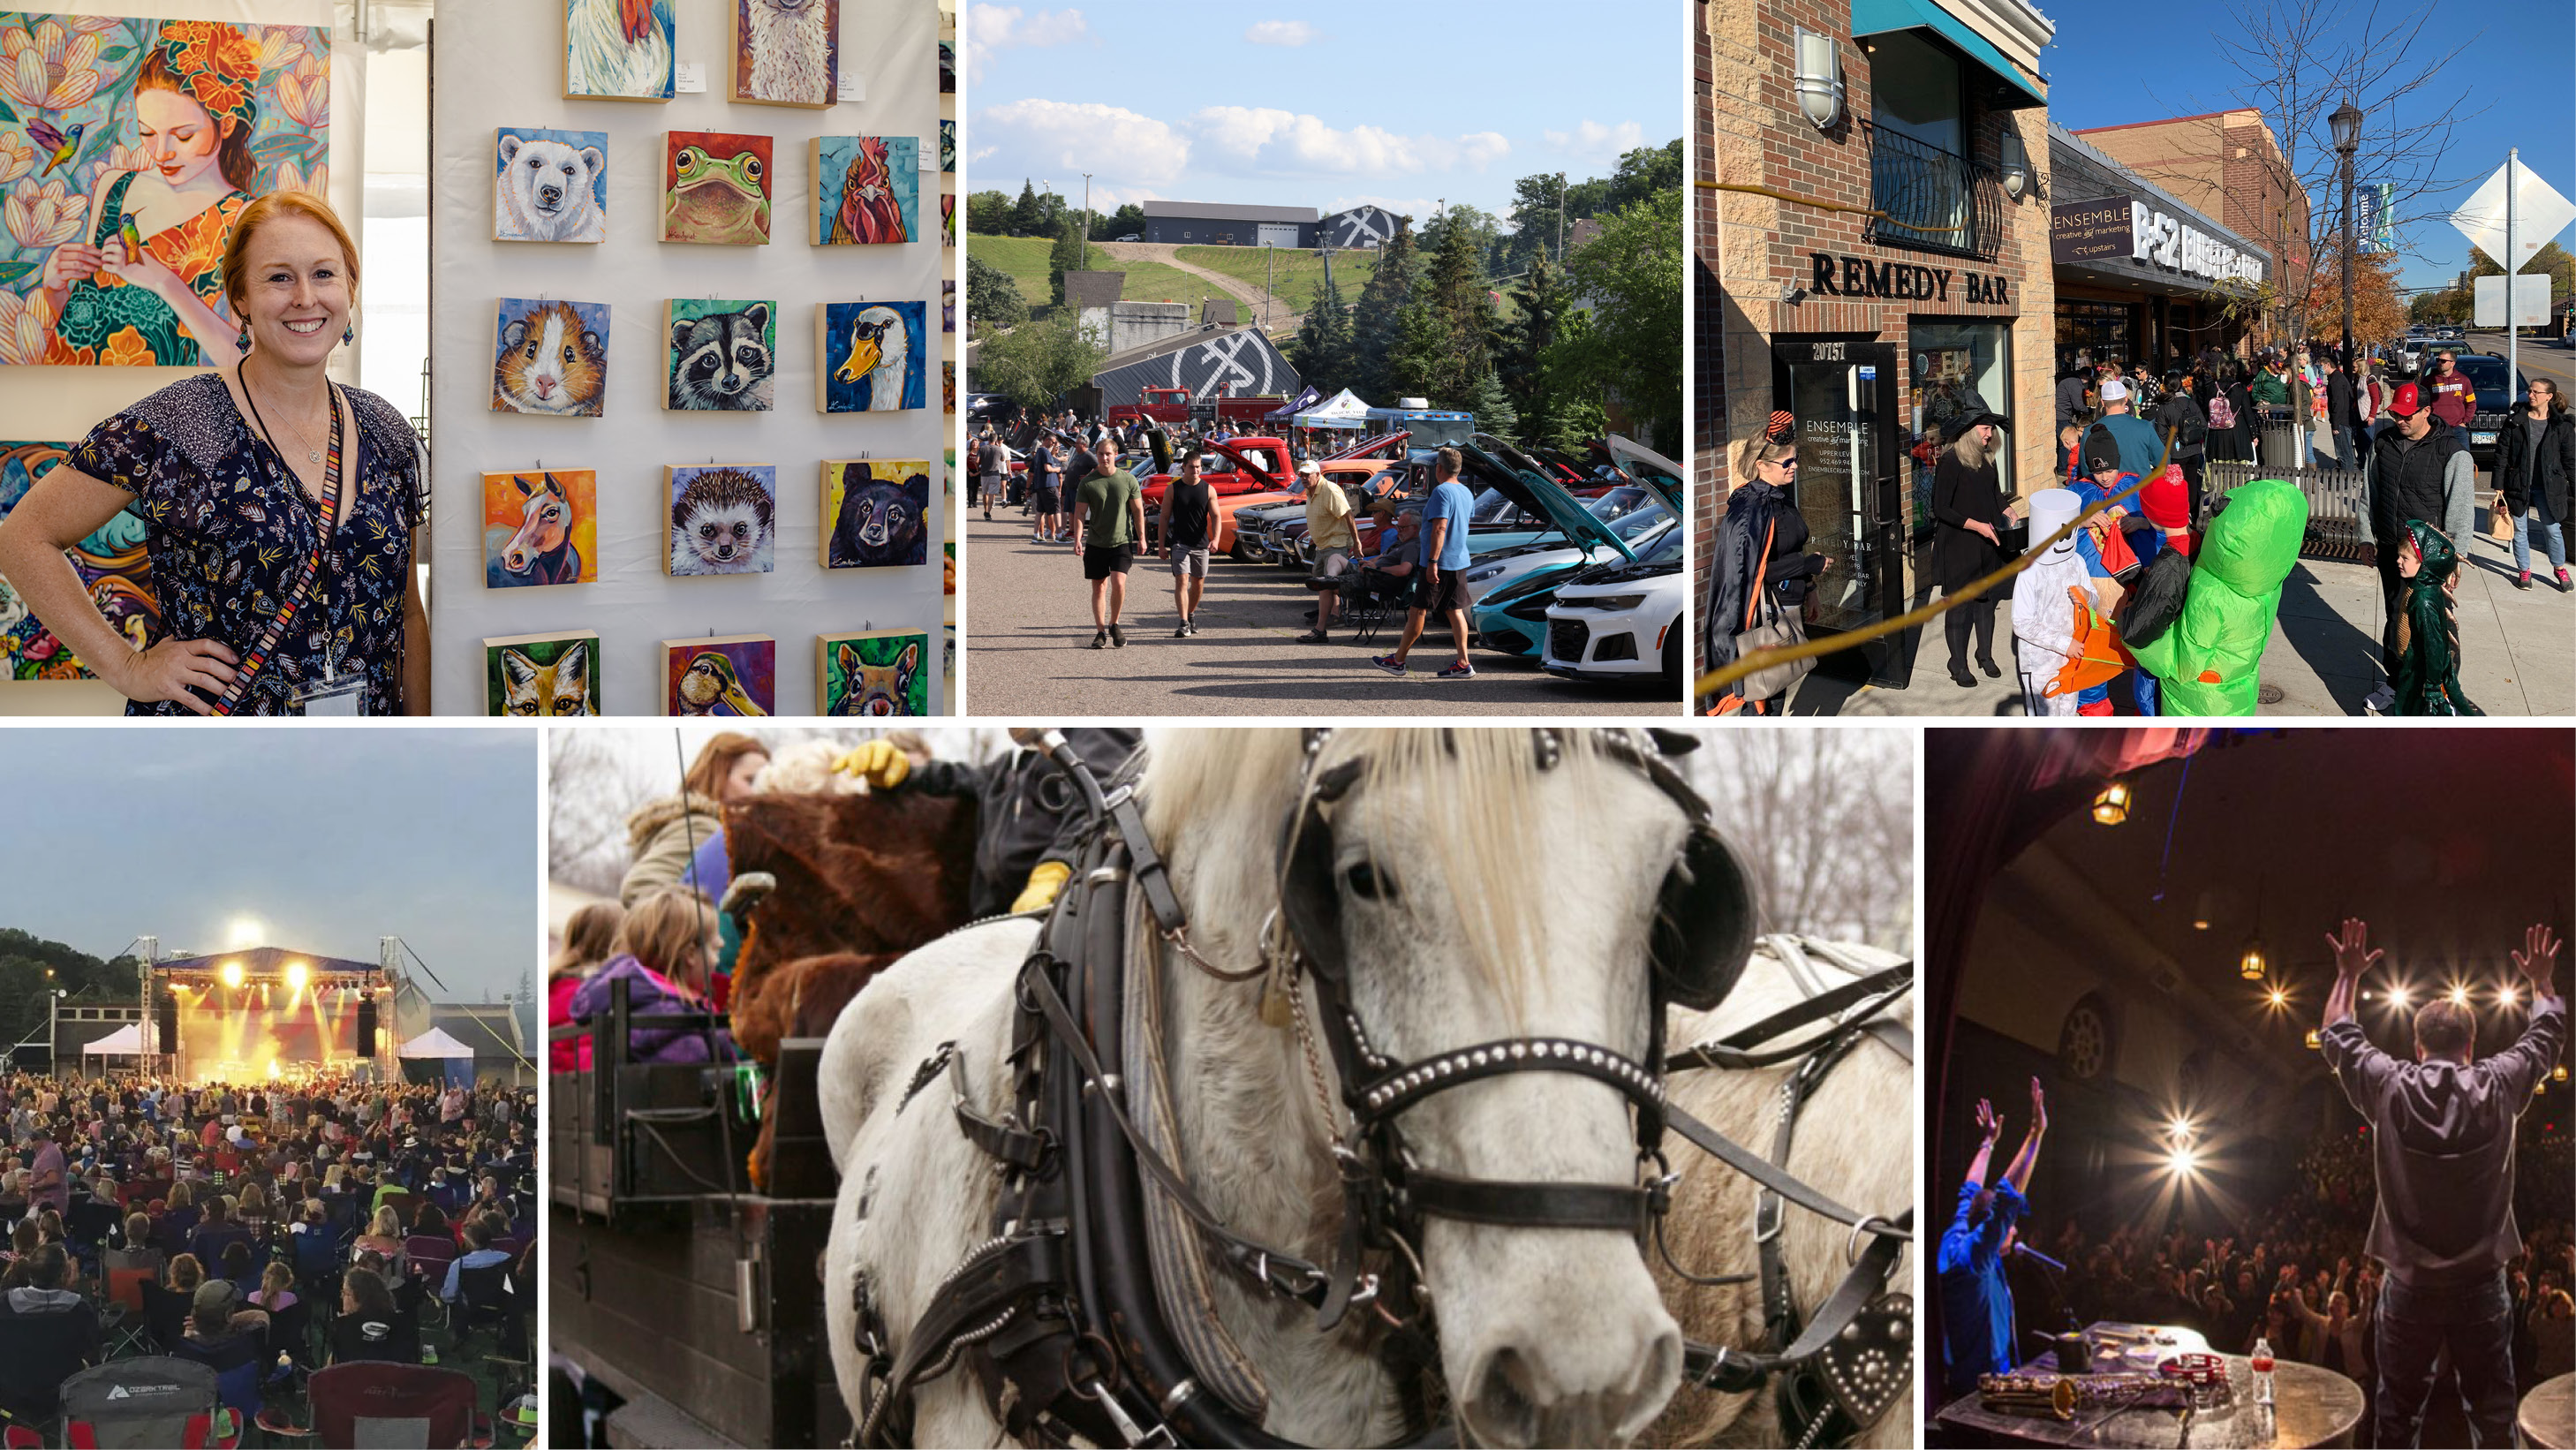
top-left (1787, 523), bottom-right (2574, 717)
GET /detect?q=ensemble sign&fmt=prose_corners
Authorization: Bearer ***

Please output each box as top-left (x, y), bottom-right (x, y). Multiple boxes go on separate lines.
top-left (2051, 195), bottom-right (2264, 286)
top-left (1809, 253), bottom-right (2013, 306)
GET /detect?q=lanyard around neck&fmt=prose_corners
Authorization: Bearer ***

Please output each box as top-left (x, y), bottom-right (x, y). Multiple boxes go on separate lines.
top-left (215, 370), bottom-right (345, 715)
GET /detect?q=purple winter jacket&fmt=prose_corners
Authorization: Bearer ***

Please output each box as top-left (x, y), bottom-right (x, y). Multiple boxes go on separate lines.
top-left (564, 955), bottom-right (736, 1066)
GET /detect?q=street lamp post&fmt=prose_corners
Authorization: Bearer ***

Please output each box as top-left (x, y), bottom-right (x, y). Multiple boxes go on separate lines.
top-left (2331, 102), bottom-right (2362, 373)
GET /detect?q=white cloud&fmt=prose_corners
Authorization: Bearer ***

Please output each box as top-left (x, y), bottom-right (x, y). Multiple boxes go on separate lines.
top-left (965, 4), bottom-right (1091, 81)
top-left (1542, 119), bottom-right (1647, 161)
top-left (1189, 107), bottom-right (1509, 177)
top-left (972, 99), bottom-right (1192, 187)
top-left (1243, 19), bottom-right (1320, 46)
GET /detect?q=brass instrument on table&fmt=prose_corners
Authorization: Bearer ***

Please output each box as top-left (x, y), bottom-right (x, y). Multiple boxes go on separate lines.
top-left (1976, 1371), bottom-right (2169, 1420)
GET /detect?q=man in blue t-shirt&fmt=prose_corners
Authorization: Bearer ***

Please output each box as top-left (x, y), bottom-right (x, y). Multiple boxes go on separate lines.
top-left (1371, 447), bottom-right (1479, 679)
top-left (1938, 1079), bottom-right (2047, 1399)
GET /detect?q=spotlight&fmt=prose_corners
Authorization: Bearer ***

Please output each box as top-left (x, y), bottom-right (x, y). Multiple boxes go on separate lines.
top-left (2388, 986), bottom-right (2412, 1008)
top-left (2092, 780), bottom-right (2134, 826)
top-left (219, 961), bottom-right (244, 989)
top-left (2499, 985), bottom-right (2522, 1008)
top-left (284, 961), bottom-right (308, 993)
top-left (2266, 986), bottom-right (2290, 1008)
top-left (2167, 1144), bottom-right (2199, 1174)
top-left (2445, 985), bottom-right (2471, 1008)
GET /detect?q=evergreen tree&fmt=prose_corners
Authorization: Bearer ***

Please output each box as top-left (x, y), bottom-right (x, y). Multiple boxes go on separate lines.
top-left (1465, 366), bottom-right (1517, 440)
top-left (1010, 179), bottom-right (1044, 237)
top-left (1348, 216), bottom-right (1420, 400)
top-left (1420, 215), bottom-right (1497, 407)
top-left (967, 252), bottom-right (1029, 332)
top-left (1499, 253), bottom-right (1577, 442)
top-left (1047, 220), bottom-right (1093, 307)
top-left (1386, 300), bottom-right (1446, 404)
top-left (1289, 270), bottom-right (1356, 395)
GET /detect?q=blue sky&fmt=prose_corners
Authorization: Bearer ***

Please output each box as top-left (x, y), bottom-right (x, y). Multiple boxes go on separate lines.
top-left (0, 729), bottom-right (537, 1004)
top-left (963, 0), bottom-right (1678, 222)
top-left (2041, 2), bottom-right (2574, 293)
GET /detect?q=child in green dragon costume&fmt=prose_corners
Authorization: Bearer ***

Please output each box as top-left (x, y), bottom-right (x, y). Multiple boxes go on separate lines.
top-left (2126, 477), bottom-right (2308, 716)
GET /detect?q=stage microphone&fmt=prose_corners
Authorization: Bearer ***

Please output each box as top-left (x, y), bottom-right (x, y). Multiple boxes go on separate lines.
top-left (356, 995), bottom-right (379, 1057)
top-left (2011, 1243), bottom-right (2069, 1273)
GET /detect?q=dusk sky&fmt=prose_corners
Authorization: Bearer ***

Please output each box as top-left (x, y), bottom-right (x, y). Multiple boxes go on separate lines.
top-left (0, 729), bottom-right (537, 1004)
top-left (964, 0), bottom-right (1676, 222)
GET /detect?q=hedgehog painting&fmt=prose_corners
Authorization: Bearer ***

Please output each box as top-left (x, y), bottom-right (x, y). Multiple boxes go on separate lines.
top-left (664, 464), bottom-right (777, 576)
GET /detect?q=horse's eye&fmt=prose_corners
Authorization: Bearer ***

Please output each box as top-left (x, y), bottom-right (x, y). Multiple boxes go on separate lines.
top-left (1343, 862), bottom-right (1393, 902)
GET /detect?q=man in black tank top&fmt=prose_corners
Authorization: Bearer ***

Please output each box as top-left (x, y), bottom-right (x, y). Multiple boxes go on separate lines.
top-left (1156, 453), bottom-right (1215, 636)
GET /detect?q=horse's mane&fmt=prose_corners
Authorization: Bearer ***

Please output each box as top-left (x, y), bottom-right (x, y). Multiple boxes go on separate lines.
top-left (1144, 729), bottom-right (1626, 1007)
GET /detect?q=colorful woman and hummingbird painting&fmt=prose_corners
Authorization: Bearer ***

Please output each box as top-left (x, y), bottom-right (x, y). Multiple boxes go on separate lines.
top-left (0, 13), bottom-right (329, 366)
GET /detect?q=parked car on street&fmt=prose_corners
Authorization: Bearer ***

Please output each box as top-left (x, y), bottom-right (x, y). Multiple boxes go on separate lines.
top-left (1539, 533), bottom-right (1688, 688)
top-left (2446, 352), bottom-right (2534, 472)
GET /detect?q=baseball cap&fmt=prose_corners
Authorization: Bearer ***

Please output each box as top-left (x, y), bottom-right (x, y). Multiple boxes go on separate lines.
top-left (2098, 379), bottom-right (2131, 403)
top-left (2383, 382), bottom-right (2425, 418)
top-left (1296, 459), bottom-right (1321, 476)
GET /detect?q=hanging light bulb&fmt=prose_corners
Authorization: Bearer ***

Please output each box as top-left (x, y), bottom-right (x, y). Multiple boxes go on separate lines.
top-left (2092, 779), bottom-right (2133, 826)
top-left (2240, 943), bottom-right (2268, 979)
top-left (2305, 1029), bottom-right (2322, 1049)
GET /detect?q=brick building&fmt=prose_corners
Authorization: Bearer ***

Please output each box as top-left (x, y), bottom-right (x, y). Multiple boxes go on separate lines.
top-left (2047, 124), bottom-right (2269, 378)
top-left (2068, 109), bottom-right (2311, 340)
top-left (1696, 0), bottom-right (2058, 692)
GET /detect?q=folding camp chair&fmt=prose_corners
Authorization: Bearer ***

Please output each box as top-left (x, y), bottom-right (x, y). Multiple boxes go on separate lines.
top-left (57, 1356), bottom-right (236, 1449)
top-left (302, 1363), bottom-right (477, 1449)
top-left (102, 1266), bottom-right (155, 1357)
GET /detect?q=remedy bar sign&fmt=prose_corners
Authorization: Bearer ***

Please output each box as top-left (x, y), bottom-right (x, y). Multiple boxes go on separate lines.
top-left (1809, 253), bottom-right (2013, 306)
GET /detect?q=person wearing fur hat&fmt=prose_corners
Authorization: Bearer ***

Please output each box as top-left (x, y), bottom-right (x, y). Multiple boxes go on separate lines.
top-left (2010, 488), bottom-right (2092, 717)
top-left (617, 732), bottom-right (767, 908)
top-left (1930, 410), bottom-right (2012, 688)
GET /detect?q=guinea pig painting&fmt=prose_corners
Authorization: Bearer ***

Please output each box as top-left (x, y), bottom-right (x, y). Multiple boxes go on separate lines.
top-left (491, 298), bottom-right (610, 417)
top-left (494, 128), bottom-right (608, 242)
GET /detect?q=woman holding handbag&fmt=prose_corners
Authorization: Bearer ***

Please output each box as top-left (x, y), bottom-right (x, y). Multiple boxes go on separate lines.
top-left (1930, 412), bottom-right (2011, 688)
top-left (1701, 435), bottom-right (1824, 715)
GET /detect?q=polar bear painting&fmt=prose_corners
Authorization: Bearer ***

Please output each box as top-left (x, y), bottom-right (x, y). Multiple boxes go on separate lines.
top-left (495, 129), bottom-right (608, 243)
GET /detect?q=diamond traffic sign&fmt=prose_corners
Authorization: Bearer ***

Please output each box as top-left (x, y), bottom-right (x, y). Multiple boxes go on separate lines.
top-left (2449, 156), bottom-right (2576, 271)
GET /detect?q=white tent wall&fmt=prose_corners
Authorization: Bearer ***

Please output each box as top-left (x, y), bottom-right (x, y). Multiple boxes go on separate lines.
top-left (427, 0), bottom-right (949, 717)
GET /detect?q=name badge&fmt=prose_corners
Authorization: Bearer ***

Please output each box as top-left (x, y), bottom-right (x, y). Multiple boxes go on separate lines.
top-left (294, 674), bottom-right (366, 717)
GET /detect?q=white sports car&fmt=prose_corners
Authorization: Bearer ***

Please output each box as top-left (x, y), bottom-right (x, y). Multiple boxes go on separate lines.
top-left (1539, 548), bottom-right (1688, 686)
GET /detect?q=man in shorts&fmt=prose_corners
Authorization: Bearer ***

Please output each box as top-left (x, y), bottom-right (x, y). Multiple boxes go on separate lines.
top-left (974, 424), bottom-right (1007, 521)
top-left (1071, 441), bottom-right (1144, 649)
top-left (1155, 453), bottom-right (1214, 637)
top-left (1371, 446), bottom-right (1477, 679)
top-left (1297, 458), bottom-right (1359, 644)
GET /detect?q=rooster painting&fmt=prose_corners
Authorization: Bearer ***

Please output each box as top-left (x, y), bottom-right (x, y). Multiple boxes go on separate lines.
top-left (566, 0), bottom-right (675, 101)
top-left (825, 136), bottom-right (910, 245)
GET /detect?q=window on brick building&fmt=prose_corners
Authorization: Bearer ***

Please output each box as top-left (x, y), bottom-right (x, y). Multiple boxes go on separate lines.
top-left (1870, 31), bottom-right (1963, 155)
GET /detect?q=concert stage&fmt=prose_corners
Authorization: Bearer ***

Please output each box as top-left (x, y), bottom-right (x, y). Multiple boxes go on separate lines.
top-left (2527, 1372), bottom-right (2575, 1450)
top-left (145, 945), bottom-right (397, 1085)
top-left (1933, 1323), bottom-right (2363, 1448)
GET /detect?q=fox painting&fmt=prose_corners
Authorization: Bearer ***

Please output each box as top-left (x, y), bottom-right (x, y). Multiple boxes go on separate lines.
top-left (485, 632), bottom-right (600, 715)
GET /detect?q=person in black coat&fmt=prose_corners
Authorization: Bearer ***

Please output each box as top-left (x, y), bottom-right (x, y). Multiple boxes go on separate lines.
top-left (834, 729), bottom-right (1144, 918)
top-left (1703, 434), bottom-right (1825, 714)
top-left (2497, 377), bottom-right (2575, 592)
top-left (1929, 411), bottom-right (2011, 687)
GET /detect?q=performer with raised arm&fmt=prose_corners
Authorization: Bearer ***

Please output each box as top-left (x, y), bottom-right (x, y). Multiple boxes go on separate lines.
top-left (2319, 918), bottom-right (2566, 1448)
top-left (1939, 1077), bottom-right (2049, 1397)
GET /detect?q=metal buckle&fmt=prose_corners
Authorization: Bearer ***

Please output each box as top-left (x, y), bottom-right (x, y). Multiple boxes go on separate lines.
top-left (1846, 1213), bottom-right (1899, 1266)
top-left (1086, 1383), bottom-right (1175, 1448)
top-left (1754, 1190), bottom-right (1786, 1244)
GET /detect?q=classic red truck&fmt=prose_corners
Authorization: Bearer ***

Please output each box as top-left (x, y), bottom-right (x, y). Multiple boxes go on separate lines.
top-left (1106, 386), bottom-right (1288, 430)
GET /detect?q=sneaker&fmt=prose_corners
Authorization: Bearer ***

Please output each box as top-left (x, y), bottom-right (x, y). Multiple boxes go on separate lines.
top-left (1090, 630), bottom-right (1108, 650)
top-left (1186, 620), bottom-right (1201, 636)
top-left (1174, 623), bottom-right (1190, 638)
top-left (1031, 533), bottom-right (1047, 544)
top-left (1435, 661), bottom-right (1476, 680)
top-left (1369, 653), bottom-right (1408, 676)
top-left (2558, 568), bottom-right (2572, 593)
top-left (1109, 623), bottom-right (1126, 647)
top-left (2362, 683), bottom-right (2395, 714)
top-left (2517, 570), bottom-right (2534, 590)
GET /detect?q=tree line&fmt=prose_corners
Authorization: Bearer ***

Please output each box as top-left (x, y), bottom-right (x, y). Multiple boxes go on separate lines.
top-left (0, 927), bottom-right (141, 1054)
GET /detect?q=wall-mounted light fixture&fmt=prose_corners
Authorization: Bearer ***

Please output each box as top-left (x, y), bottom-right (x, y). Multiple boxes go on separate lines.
top-left (2000, 129), bottom-right (2030, 200)
top-left (2090, 778), bottom-right (2132, 825)
top-left (1794, 29), bottom-right (1844, 131)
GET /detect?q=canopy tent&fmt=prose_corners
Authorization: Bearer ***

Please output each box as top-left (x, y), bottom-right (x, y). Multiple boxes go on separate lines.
top-left (398, 1028), bottom-right (475, 1088)
top-left (80, 1024), bottom-right (142, 1055)
top-left (1293, 388), bottom-right (1372, 430)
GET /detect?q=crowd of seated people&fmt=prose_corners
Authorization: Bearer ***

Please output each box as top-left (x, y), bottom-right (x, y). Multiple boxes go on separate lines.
top-left (0, 1068), bottom-right (537, 1439)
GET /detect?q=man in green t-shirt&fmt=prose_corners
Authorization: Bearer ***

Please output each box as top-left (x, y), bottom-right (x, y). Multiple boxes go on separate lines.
top-left (1071, 441), bottom-right (1147, 648)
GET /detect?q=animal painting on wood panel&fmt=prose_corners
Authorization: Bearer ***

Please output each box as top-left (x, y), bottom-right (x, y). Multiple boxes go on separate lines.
top-left (662, 131), bottom-right (772, 244)
top-left (730, 0), bottom-right (835, 108)
top-left (484, 631), bottom-right (598, 716)
top-left (491, 298), bottom-right (609, 416)
top-left (1, 440), bottom-right (156, 678)
top-left (663, 634), bottom-right (774, 716)
top-left (812, 135), bottom-right (914, 245)
top-left (940, 118), bottom-right (954, 172)
top-left (481, 469), bottom-right (596, 587)
top-left (814, 300), bottom-right (923, 413)
top-left (667, 298), bottom-right (775, 411)
top-left (493, 128), bottom-right (608, 242)
top-left (820, 460), bottom-right (930, 569)
top-left (563, 0), bottom-right (673, 101)
top-left (817, 630), bottom-right (926, 715)
top-left (665, 464), bottom-right (776, 576)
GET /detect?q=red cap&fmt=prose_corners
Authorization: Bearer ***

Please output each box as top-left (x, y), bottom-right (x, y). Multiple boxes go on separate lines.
top-left (2141, 465), bottom-right (2191, 531)
top-left (2383, 381), bottom-right (2425, 418)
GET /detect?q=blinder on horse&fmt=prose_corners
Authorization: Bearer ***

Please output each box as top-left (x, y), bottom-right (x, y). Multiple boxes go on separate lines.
top-left (850, 729), bottom-right (1912, 1450)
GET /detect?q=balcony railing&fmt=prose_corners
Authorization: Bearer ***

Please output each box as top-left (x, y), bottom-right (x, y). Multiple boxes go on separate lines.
top-left (1863, 123), bottom-right (2005, 261)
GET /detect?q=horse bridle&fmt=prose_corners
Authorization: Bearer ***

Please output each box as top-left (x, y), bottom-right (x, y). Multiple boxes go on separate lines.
top-left (850, 729), bottom-right (1913, 1450)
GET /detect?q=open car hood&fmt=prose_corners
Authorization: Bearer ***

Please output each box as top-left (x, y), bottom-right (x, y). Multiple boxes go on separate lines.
top-left (1322, 430), bottom-right (1408, 463)
top-left (1605, 435), bottom-right (1686, 513)
top-left (1465, 435), bottom-right (1636, 563)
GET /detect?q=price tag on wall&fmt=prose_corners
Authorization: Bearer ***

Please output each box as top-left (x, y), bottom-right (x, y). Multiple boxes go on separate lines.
top-left (675, 61), bottom-right (706, 93)
top-left (838, 72), bottom-right (865, 103)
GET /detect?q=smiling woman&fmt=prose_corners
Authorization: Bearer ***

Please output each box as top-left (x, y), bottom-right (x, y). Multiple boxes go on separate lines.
top-left (0, 192), bottom-right (430, 716)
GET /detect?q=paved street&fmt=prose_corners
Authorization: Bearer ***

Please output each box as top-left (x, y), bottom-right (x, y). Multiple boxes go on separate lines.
top-left (961, 510), bottom-right (1682, 716)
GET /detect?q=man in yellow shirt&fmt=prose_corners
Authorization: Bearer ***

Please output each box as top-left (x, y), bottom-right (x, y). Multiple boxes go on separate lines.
top-left (1297, 459), bottom-right (1360, 644)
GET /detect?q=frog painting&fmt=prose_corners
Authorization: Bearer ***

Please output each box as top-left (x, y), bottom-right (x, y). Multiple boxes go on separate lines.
top-left (661, 131), bottom-right (772, 245)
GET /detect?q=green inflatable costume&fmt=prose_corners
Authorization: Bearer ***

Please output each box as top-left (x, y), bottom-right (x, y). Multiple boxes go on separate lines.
top-left (2127, 477), bottom-right (2308, 716)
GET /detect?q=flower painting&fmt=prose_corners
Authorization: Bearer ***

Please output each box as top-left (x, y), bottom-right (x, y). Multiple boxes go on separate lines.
top-left (0, 13), bottom-right (329, 366)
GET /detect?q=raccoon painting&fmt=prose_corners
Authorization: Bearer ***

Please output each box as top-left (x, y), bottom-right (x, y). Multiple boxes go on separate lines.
top-left (499, 641), bottom-right (593, 716)
top-left (668, 466), bottom-right (776, 575)
top-left (827, 469), bottom-right (928, 568)
top-left (668, 302), bottom-right (774, 411)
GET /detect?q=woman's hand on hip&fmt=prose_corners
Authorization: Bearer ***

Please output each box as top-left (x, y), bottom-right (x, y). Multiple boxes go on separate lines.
top-left (117, 637), bottom-right (240, 714)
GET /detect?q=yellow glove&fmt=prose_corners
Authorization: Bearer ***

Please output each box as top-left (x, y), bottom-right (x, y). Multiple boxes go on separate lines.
top-left (1011, 860), bottom-right (1072, 916)
top-left (832, 739), bottom-right (911, 789)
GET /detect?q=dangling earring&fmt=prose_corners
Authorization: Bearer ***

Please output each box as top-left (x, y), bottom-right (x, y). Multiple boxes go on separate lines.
top-left (342, 321), bottom-right (355, 346)
top-left (236, 319), bottom-right (252, 352)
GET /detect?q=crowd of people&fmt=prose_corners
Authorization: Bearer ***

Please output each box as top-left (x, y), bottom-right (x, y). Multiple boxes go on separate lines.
top-left (0, 1067), bottom-right (536, 1435)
